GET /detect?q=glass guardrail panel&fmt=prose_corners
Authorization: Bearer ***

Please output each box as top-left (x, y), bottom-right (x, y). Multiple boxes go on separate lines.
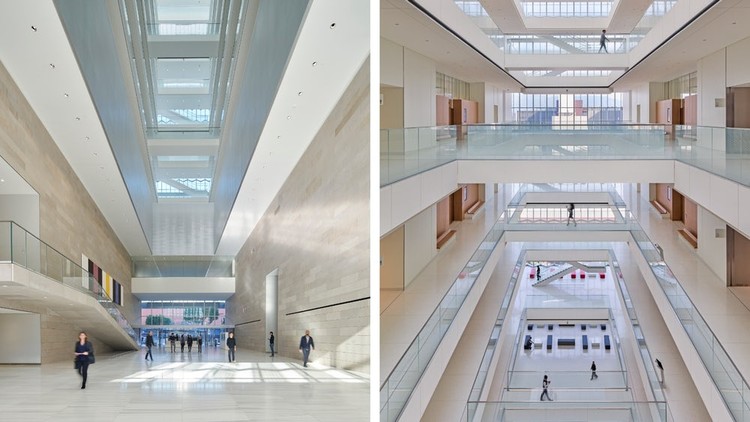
top-left (0, 222), bottom-right (10, 261)
top-left (632, 225), bottom-right (750, 420)
top-left (507, 371), bottom-right (628, 389)
top-left (467, 401), bottom-right (667, 422)
top-left (382, 219), bottom-right (507, 421)
top-left (11, 223), bottom-right (27, 267)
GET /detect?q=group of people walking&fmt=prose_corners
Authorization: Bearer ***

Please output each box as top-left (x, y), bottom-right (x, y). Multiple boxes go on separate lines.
top-left (75, 329), bottom-right (317, 389)
top-left (166, 332), bottom-right (203, 354)
top-left (539, 361), bottom-right (599, 401)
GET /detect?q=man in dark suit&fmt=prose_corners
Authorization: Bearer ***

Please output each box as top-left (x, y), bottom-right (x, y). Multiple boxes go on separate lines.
top-left (299, 330), bottom-right (315, 367)
top-left (145, 331), bottom-right (154, 361)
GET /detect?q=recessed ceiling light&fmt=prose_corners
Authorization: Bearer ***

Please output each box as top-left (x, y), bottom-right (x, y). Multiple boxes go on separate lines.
top-left (298, 91), bottom-right (303, 96)
top-left (31, 25), bottom-right (38, 32)
top-left (277, 136), bottom-right (281, 140)
top-left (99, 166), bottom-right (104, 170)
top-left (64, 93), bottom-right (69, 98)
top-left (425, 39), bottom-right (429, 42)
top-left (330, 23), bottom-right (336, 29)
top-left (312, 61), bottom-right (317, 67)
top-left (287, 115), bottom-right (291, 120)
top-left (394, 23), bottom-right (399, 26)
top-left (93, 152), bottom-right (98, 156)
top-left (75, 117), bottom-right (81, 121)
top-left (0, 179), bottom-right (5, 183)
top-left (84, 136), bottom-right (90, 141)
top-left (49, 63), bottom-right (55, 69)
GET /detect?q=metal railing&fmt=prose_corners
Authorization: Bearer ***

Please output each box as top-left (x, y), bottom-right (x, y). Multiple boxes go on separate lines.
top-left (0, 221), bottom-right (137, 343)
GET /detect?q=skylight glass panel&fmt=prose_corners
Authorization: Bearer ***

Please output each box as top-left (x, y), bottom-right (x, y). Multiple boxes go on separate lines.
top-left (156, 0), bottom-right (212, 21)
top-left (520, 1), bottom-right (613, 18)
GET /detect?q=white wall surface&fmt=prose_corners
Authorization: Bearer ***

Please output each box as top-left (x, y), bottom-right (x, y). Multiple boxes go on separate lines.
top-left (381, 37), bottom-right (403, 88)
top-left (404, 205), bottom-right (437, 288)
top-left (526, 308), bottom-right (610, 321)
top-left (0, 194), bottom-right (39, 236)
top-left (403, 48), bottom-right (436, 128)
top-left (697, 48), bottom-right (727, 127)
top-left (131, 277), bottom-right (235, 300)
top-left (0, 312), bottom-right (40, 363)
top-left (726, 36), bottom-right (750, 88)
top-left (697, 206), bottom-right (727, 285)
top-left (381, 161), bottom-right (458, 236)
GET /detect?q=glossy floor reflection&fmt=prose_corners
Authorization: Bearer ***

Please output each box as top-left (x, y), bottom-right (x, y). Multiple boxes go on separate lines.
top-left (0, 346), bottom-right (368, 422)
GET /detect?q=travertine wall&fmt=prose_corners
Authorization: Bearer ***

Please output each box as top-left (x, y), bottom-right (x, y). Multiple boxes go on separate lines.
top-left (228, 58), bottom-right (370, 372)
top-left (0, 61), bottom-right (136, 353)
top-left (0, 299), bottom-right (113, 363)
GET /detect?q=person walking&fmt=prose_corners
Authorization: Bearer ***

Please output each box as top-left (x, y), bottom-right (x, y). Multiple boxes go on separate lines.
top-left (187, 334), bottom-right (193, 353)
top-left (566, 203), bottom-right (577, 226)
top-left (197, 335), bottom-right (202, 353)
top-left (536, 264), bottom-right (542, 280)
top-left (74, 332), bottom-right (94, 389)
top-left (299, 330), bottom-right (315, 368)
top-left (180, 334), bottom-right (186, 353)
top-left (169, 333), bottom-right (176, 353)
top-left (269, 331), bottom-right (275, 357)
top-left (226, 332), bottom-right (237, 362)
top-left (145, 331), bottom-right (154, 361)
top-left (540, 374), bottom-right (552, 401)
top-left (591, 361), bottom-right (598, 380)
top-left (599, 29), bottom-right (609, 53)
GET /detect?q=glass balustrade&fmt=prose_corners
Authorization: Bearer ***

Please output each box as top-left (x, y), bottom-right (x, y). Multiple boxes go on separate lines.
top-left (380, 215), bottom-right (508, 422)
top-left (0, 221), bottom-right (138, 342)
top-left (381, 125), bottom-right (750, 191)
top-left (466, 400), bottom-right (668, 422)
top-left (630, 223), bottom-right (750, 420)
top-left (505, 34), bottom-right (633, 55)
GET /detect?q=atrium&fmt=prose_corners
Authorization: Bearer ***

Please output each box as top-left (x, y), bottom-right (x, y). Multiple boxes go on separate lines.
top-left (380, 0), bottom-right (750, 421)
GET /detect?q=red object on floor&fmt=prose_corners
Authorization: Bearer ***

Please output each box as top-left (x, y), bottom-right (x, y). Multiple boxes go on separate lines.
top-left (581, 272), bottom-right (586, 279)
top-left (600, 273), bottom-right (605, 279)
top-left (571, 272), bottom-right (576, 279)
top-left (530, 271), bottom-right (535, 279)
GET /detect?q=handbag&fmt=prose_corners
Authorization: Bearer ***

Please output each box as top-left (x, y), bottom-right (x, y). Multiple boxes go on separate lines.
top-left (88, 354), bottom-right (95, 364)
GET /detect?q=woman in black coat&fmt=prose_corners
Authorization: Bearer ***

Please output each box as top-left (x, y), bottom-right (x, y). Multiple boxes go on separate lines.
top-left (74, 331), bottom-right (94, 389)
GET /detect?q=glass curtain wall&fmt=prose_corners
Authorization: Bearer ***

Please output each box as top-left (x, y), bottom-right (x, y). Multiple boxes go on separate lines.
top-left (436, 72), bottom-right (471, 100)
top-left (141, 300), bottom-right (226, 326)
top-left (511, 92), bottom-right (626, 125)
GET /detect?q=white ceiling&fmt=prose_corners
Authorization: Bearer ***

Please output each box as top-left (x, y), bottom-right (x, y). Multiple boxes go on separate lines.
top-left (614, 0), bottom-right (750, 86)
top-left (0, 0), bottom-right (151, 255)
top-left (384, 0), bottom-right (750, 89)
top-left (215, 0), bottom-right (370, 254)
top-left (382, 0), bottom-right (521, 89)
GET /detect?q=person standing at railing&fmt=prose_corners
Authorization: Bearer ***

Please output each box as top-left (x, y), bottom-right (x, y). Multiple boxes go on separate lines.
top-left (599, 30), bottom-right (609, 53)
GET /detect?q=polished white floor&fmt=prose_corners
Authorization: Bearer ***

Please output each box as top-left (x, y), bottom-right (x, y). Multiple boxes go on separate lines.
top-left (0, 346), bottom-right (368, 421)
